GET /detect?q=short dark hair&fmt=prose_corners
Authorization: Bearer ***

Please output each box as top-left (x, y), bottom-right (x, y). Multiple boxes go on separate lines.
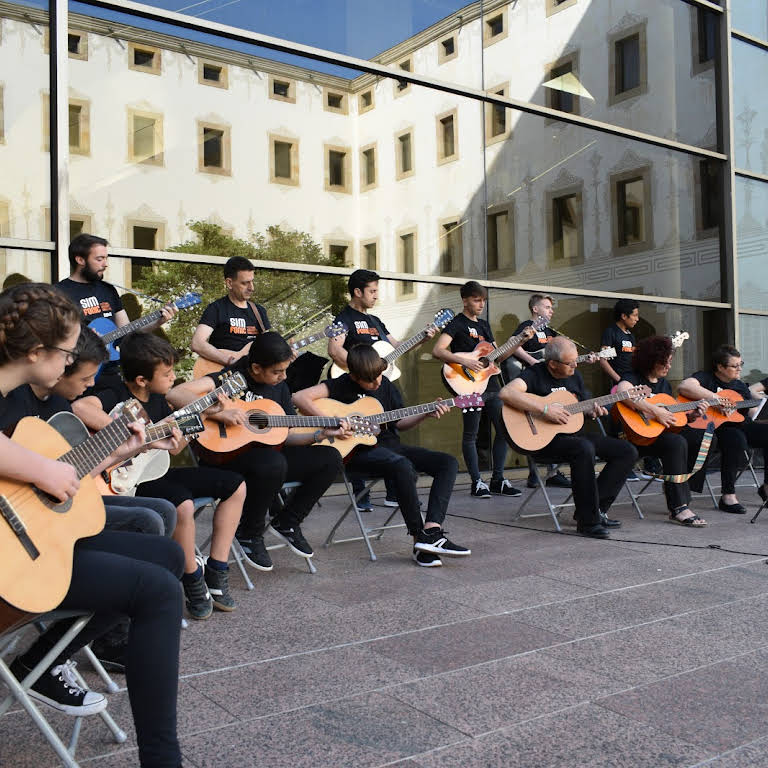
top-left (712, 344), bottom-right (741, 372)
top-left (347, 344), bottom-right (387, 383)
top-left (614, 298), bottom-right (639, 322)
top-left (632, 335), bottom-right (672, 377)
top-left (119, 333), bottom-right (179, 382)
top-left (247, 331), bottom-right (292, 368)
top-left (348, 269), bottom-right (379, 297)
top-left (64, 324), bottom-right (107, 377)
top-left (460, 280), bottom-right (487, 299)
top-left (224, 256), bottom-right (254, 280)
top-left (528, 293), bottom-right (553, 313)
top-left (69, 233), bottom-right (108, 270)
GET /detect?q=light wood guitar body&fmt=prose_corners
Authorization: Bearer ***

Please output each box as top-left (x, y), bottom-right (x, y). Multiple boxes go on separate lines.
top-left (679, 389), bottom-right (761, 429)
top-left (0, 418), bottom-right (105, 613)
top-left (294, 397), bottom-right (382, 458)
top-left (613, 393), bottom-right (687, 445)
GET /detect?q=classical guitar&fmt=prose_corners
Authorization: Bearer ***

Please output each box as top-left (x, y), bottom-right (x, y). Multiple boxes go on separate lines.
top-left (442, 316), bottom-right (547, 396)
top-left (0, 400), bottom-right (145, 615)
top-left (502, 385), bottom-right (651, 452)
top-left (298, 393), bottom-right (483, 458)
top-left (329, 308), bottom-right (455, 382)
top-left (678, 389), bottom-right (763, 430)
top-left (613, 393), bottom-right (694, 445)
top-left (192, 321), bottom-right (348, 379)
top-left (89, 292), bottom-right (202, 363)
top-left (194, 398), bottom-right (376, 460)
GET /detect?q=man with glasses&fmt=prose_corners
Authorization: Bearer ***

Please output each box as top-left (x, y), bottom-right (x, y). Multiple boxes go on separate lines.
top-left (499, 337), bottom-right (637, 538)
top-left (679, 344), bottom-right (768, 514)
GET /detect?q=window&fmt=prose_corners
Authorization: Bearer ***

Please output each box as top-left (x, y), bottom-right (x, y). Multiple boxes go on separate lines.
top-left (546, 54), bottom-right (580, 116)
top-left (438, 33), bottom-right (458, 64)
top-left (269, 134), bottom-right (299, 186)
top-left (395, 128), bottom-right (414, 180)
top-left (67, 31), bottom-right (87, 60)
top-left (485, 83), bottom-right (510, 144)
top-left (483, 9), bottom-right (507, 47)
top-left (548, 188), bottom-right (583, 264)
top-left (326, 241), bottom-right (352, 266)
top-left (397, 230), bottom-right (416, 295)
top-left (198, 60), bottom-right (228, 89)
top-left (440, 220), bottom-right (463, 274)
top-left (0, 200), bottom-right (10, 237)
top-left (324, 145), bottom-right (351, 193)
top-left (609, 24), bottom-right (647, 104)
top-left (361, 240), bottom-right (378, 270)
top-left (394, 57), bottom-right (412, 97)
top-left (360, 143), bottom-right (377, 191)
top-left (0, 86), bottom-right (4, 144)
top-left (69, 215), bottom-right (92, 241)
top-left (437, 109), bottom-right (458, 164)
top-left (546, 0), bottom-right (577, 17)
top-left (692, 8), bottom-right (717, 74)
top-left (359, 89), bottom-right (374, 113)
top-left (324, 89), bottom-right (348, 114)
top-left (487, 205), bottom-right (515, 272)
top-left (68, 100), bottom-right (90, 155)
top-left (128, 43), bottom-right (161, 75)
top-left (696, 159), bottom-right (721, 234)
top-left (611, 167), bottom-right (653, 252)
top-left (128, 109), bottom-right (163, 165)
top-left (131, 224), bottom-right (163, 250)
top-left (198, 122), bottom-right (231, 176)
top-left (269, 76), bottom-right (296, 103)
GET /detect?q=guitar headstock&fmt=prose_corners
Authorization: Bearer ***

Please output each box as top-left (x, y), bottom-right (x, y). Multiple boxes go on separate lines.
top-left (630, 385), bottom-right (653, 401)
top-left (454, 393), bottom-right (484, 411)
top-left (325, 321), bottom-right (348, 339)
top-left (670, 331), bottom-right (689, 349)
top-left (600, 347), bottom-right (617, 360)
top-left (222, 372), bottom-right (248, 398)
top-left (174, 292), bottom-right (203, 311)
top-left (347, 416), bottom-right (381, 436)
top-left (175, 413), bottom-right (205, 437)
top-left (120, 399), bottom-right (147, 424)
top-left (430, 308), bottom-right (456, 331)
top-left (532, 315), bottom-right (548, 332)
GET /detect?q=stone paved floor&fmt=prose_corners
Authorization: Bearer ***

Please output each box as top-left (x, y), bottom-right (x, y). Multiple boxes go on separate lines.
top-left (4, 472), bottom-right (768, 767)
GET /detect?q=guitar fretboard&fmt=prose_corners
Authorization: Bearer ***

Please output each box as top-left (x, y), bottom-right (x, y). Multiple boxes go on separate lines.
top-left (101, 310), bottom-right (164, 344)
top-left (246, 412), bottom-right (342, 428)
top-left (290, 331), bottom-right (327, 352)
top-left (173, 381), bottom-right (242, 417)
top-left (562, 386), bottom-right (647, 416)
top-left (58, 414), bottom-right (135, 480)
top-left (665, 397), bottom-right (762, 414)
top-left (383, 328), bottom-right (430, 364)
top-left (368, 398), bottom-right (457, 424)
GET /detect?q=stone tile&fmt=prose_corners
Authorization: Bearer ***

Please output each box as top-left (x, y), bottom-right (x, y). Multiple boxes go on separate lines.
top-left (181, 692), bottom-right (465, 768)
top-left (700, 736), bottom-right (768, 767)
top-left (367, 614), bottom-right (568, 675)
top-left (412, 703), bottom-right (709, 768)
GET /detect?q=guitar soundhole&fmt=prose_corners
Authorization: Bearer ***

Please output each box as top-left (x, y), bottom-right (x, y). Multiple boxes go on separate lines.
top-left (33, 487), bottom-right (73, 514)
top-left (248, 412), bottom-right (270, 433)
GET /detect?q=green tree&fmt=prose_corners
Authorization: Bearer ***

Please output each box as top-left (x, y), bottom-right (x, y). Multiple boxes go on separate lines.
top-left (132, 221), bottom-right (346, 378)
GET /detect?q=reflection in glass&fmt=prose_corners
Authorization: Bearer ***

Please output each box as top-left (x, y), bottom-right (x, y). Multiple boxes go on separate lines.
top-left (739, 315), bottom-right (768, 383)
top-left (732, 5), bottom-right (768, 42)
top-left (733, 39), bottom-right (768, 174)
top-left (736, 176), bottom-right (768, 312)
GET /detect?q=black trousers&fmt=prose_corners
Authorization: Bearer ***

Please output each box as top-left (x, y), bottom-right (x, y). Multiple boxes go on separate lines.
top-left (137, 465), bottom-right (243, 508)
top-left (635, 431), bottom-right (692, 511)
top-left (205, 443), bottom-right (343, 536)
top-left (21, 531), bottom-right (184, 768)
top-left (532, 433), bottom-right (638, 526)
top-left (346, 437), bottom-right (458, 536)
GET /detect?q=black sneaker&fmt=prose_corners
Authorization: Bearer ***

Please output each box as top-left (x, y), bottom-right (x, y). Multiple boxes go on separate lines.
top-left (236, 534), bottom-right (274, 571)
top-left (89, 638), bottom-right (127, 674)
top-left (576, 523), bottom-right (610, 539)
top-left (183, 572), bottom-right (213, 620)
top-left (470, 479), bottom-right (491, 498)
top-left (205, 563), bottom-right (235, 612)
top-left (383, 497), bottom-right (400, 508)
top-left (356, 491), bottom-right (373, 512)
top-left (414, 527), bottom-right (471, 557)
top-left (412, 549), bottom-right (442, 567)
top-left (12, 658), bottom-right (107, 716)
top-left (599, 511), bottom-right (622, 528)
top-left (546, 471), bottom-right (572, 488)
top-left (269, 523), bottom-right (314, 558)
top-left (526, 475), bottom-right (540, 488)
top-left (489, 478), bottom-right (522, 497)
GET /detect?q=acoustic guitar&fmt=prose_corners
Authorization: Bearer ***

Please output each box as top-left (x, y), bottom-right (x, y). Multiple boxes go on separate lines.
top-left (442, 316), bottom-right (547, 396)
top-left (502, 385), bottom-right (651, 452)
top-left (678, 389), bottom-right (763, 430)
top-left (297, 393), bottom-right (483, 458)
top-left (192, 321), bottom-right (348, 379)
top-left (0, 400), bottom-right (144, 616)
top-left (613, 393), bottom-right (693, 445)
top-left (329, 308), bottom-right (455, 382)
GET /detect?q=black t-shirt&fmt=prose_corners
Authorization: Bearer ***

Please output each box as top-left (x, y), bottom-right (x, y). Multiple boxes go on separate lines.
top-left (0, 385), bottom-right (72, 430)
top-left (209, 364), bottom-right (294, 415)
top-left (334, 306), bottom-right (390, 351)
top-left (520, 363), bottom-right (588, 402)
top-left (56, 278), bottom-right (123, 323)
top-left (622, 371), bottom-right (672, 397)
top-left (94, 381), bottom-right (172, 424)
top-left (691, 370), bottom-right (754, 422)
top-left (325, 373), bottom-right (402, 437)
top-left (442, 313), bottom-right (501, 392)
top-left (513, 319), bottom-right (558, 362)
top-left (601, 325), bottom-right (636, 378)
top-left (198, 297), bottom-right (271, 352)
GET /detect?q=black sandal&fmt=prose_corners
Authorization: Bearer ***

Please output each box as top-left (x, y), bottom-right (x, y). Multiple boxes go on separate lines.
top-left (670, 507), bottom-right (707, 527)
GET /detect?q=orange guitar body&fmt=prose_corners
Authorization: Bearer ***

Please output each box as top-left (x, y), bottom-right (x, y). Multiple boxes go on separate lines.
top-left (0, 418), bottom-right (105, 615)
top-left (680, 389), bottom-right (746, 429)
top-left (501, 391), bottom-right (583, 452)
top-left (613, 393), bottom-right (687, 445)
top-left (442, 342), bottom-right (500, 396)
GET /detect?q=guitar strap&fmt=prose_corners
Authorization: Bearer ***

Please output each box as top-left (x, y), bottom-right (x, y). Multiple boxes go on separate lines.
top-left (247, 301), bottom-right (267, 334)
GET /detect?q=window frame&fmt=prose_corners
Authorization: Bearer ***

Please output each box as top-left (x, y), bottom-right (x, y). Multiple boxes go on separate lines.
top-left (546, 0), bottom-right (577, 18)
top-left (269, 75), bottom-right (297, 104)
top-left (438, 216), bottom-right (464, 275)
top-left (437, 32), bottom-right (458, 65)
top-left (483, 8), bottom-right (508, 48)
top-left (197, 121), bottom-right (231, 176)
top-left (269, 133), bottom-right (299, 186)
top-left (610, 165), bottom-right (654, 255)
top-left (485, 82), bottom-right (511, 145)
top-left (360, 142), bottom-right (378, 192)
top-left (68, 98), bottom-right (90, 156)
top-left (127, 108), bottom-right (164, 166)
top-left (395, 127), bottom-right (415, 181)
top-left (360, 238), bottom-right (379, 271)
top-left (694, 156), bottom-right (721, 238)
top-left (323, 88), bottom-right (349, 115)
top-left (436, 108), bottom-right (459, 165)
top-left (324, 143), bottom-right (352, 194)
top-left (128, 42), bottom-right (162, 76)
top-left (546, 184), bottom-right (585, 267)
top-left (127, 219), bottom-right (166, 250)
top-left (486, 202), bottom-right (516, 274)
top-left (608, 22), bottom-right (648, 106)
top-left (325, 238), bottom-right (354, 267)
top-left (198, 59), bottom-right (229, 89)
top-left (691, 6), bottom-right (717, 76)
top-left (545, 51), bottom-right (581, 119)
top-left (393, 57), bottom-right (412, 98)
top-left (358, 88), bottom-right (375, 114)
top-left (396, 227), bottom-right (418, 297)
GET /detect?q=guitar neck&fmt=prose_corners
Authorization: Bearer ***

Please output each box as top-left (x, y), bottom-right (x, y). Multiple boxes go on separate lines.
top-left (253, 414), bottom-right (343, 428)
top-left (58, 414), bottom-right (134, 479)
top-left (383, 329), bottom-right (428, 363)
top-left (666, 397), bottom-right (762, 414)
top-left (101, 310), bottom-right (162, 344)
top-left (173, 383), bottom-right (237, 417)
top-left (368, 398), bottom-right (456, 425)
top-left (563, 387), bottom-right (644, 415)
top-left (144, 419), bottom-right (186, 443)
top-left (290, 331), bottom-right (327, 353)
top-left (487, 328), bottom-right (532, 363)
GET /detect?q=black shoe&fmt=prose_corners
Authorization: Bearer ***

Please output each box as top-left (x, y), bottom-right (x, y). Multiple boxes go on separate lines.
top-left (414, 527), bottom-right (471, 557)
top-left (205, 563), bottom-right (235, 612)
top-left (11, 658), bottom-right (107, 716)
top-left (526, 475), bottom-right (540, 488)
top-left (576, 523), bottom-right (610, 538)
top-left (236, 534), bottom-right (274, 571)
top-left (470, 479), bottom-right (491, 498)
top-left (269, 523), bottom-right (314, 558)
top-left (546, 471), bottom-right (572, 488)
top-left (89, 638), bottom-right (127, 674)
top-left (718, 499), bottom-right (747, 515)
top-left (412, 549), bottom-right (442, 567)
top-left (759, 485), bottom-right (768, 503)
top-left (183, 572), bottom-right (213, 620)
top-left (489, 478), bottom-right (522, 497)
top-left (599, 511), bottom-right (622, 528)
top-left (356, 491), bottom-right (373, 512)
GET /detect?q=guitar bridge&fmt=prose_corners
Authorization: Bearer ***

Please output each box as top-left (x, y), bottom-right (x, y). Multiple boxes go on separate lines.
top-left (525, 411), bottom-right (538, 435)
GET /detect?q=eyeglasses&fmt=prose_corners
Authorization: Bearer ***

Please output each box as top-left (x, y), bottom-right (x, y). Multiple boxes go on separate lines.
top-left (555, 359), bottom-right (578, 368)
top-left (46, 346), bottom-right (79, 365)
top-left (725, 362), bottom-right (744, 369)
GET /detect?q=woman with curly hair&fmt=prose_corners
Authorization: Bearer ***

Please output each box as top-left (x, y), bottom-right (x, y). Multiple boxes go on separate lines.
top-left (615, 335), bottom-right (708, 527)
